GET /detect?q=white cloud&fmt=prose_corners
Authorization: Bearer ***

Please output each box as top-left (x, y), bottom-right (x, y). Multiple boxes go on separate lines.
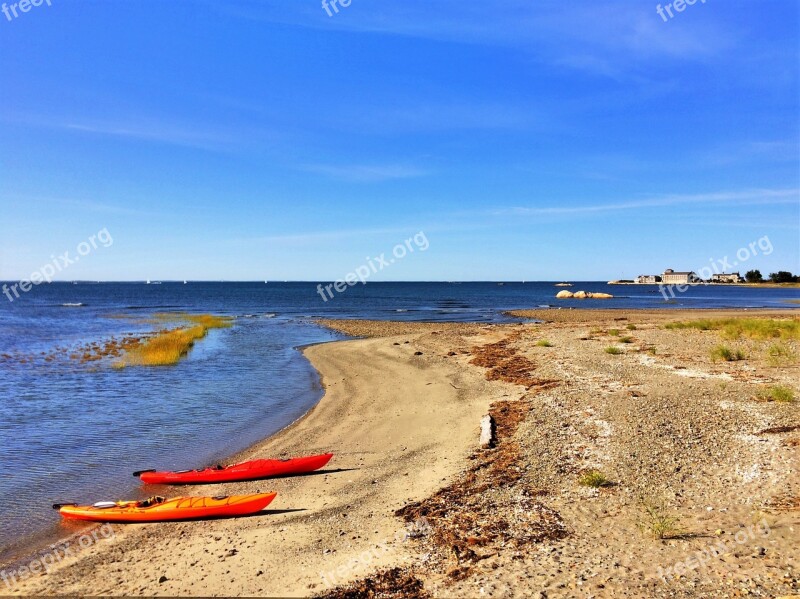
top-left (496, 188), bottom-right (800, 216)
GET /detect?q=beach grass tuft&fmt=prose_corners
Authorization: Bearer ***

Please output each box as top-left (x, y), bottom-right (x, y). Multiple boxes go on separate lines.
top-left (758, 385), bottom-right (796, 403)
top-left (766, 342), bottom-right (797, 367)
top-left (710, 345), bottom-right (745, 362)
top-left (626, 324), bottom-right (637, 331)
top-left (665, 318), bottom-right (800, 340)
top-left (152, 313), bottom-right (234, 329)
top-left (578, 470), bottom-right (612, 488)
top-left (605, 346), bottom-right (622, 355)
top-left (608, 329), bottom-right (621, 336)
top-left (536, 339), bottom-right (553, 347)
top-left (637, 497), bottom-right (682, 540)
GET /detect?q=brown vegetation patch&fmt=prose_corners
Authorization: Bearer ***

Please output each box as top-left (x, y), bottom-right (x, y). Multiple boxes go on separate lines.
top-left (470, 334), bottom-right (558, 389)
top-left (757, 425), bottom-right (800, 435)
top-left (318, 567), bottom-right (429, 599)
top-left (767, 493), bottom-right (800, 512)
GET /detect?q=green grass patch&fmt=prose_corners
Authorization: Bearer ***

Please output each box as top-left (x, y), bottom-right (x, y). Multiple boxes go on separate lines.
top-left (637, 497), bottom-right (682, 540)
top-left (536, 339), bottom-right (553, 347)
top-left (665, 318), bottom-right (800, 340)
top-left (578, 470), bottom-right (612, 488)
top-left (710, 345), bottom-right (745, 362)
top-left (605, 346), bottom-right (622, 355)
top-left (766, 342), bottom-right (797, 367)
top-left (758, 385), bottom-right (796, 403)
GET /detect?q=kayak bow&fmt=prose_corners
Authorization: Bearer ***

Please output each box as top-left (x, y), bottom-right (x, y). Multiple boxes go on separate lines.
top-left (134, 452), bottom-right (333, 485)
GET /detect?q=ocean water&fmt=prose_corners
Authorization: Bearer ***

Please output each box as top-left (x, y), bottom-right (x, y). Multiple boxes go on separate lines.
top-left (0, 281), bottom-right (797, 560)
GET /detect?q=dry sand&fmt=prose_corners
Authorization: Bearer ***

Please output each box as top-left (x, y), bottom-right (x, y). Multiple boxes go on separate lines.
top-left (5, 309), bottom-right (800, 598)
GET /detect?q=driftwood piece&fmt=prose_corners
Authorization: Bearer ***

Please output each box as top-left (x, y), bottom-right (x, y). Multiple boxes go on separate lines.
top-left (480, 414), bottom-right (496, 448)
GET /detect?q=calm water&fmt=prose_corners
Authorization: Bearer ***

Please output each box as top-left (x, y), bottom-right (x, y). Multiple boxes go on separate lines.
top-left (0, 281), bottom-right (797, 560)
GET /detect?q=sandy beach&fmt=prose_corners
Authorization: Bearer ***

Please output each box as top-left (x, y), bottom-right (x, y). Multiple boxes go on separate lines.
top-left (5, 309), bottom-right (800, 597)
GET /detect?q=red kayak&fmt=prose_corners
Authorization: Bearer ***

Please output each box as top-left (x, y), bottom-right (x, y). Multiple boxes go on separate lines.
top-left (134, 453), bottom-right (333, 485)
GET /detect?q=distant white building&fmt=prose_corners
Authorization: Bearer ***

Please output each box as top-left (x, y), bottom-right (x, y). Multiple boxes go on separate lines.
top-left (636, 274), bottom-right (662, 284)
top-left (711, 272), bottom-right (743, 283)
top-left (662, 269), bottom-right (701, 284)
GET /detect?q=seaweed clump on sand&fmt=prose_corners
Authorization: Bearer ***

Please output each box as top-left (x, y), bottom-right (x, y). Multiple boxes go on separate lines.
top-left (469, 332), bottom-right (558, 390)
top-left (317, 567), bottom-right (429, 599)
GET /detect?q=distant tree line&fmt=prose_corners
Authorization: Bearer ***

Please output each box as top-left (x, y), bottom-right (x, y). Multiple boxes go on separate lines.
top-left (744, 269), bottom-right (800, 283)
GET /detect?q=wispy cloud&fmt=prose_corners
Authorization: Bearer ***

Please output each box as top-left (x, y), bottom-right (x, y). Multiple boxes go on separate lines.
top-left (1, 109), bottom-right (240, 151)
top-left (495, 188), bottom-right (800, 216)
top-left (298, 163), bottom-right (429, 182)
top-left (213, 1), bottom-right (737, 75)
top-left (63, 120), bottom-right (234, 151)
top-left (4, 195), bottom-right (154, 217)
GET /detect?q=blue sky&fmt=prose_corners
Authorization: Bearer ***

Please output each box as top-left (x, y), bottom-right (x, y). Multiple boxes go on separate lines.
top-left (1, 0), bottom-right (798, 281)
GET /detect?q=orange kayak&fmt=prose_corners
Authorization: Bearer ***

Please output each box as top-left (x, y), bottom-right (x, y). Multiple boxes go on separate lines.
top-left (54, 493), bottom-right (277, 522)
top-left (135, 452), bottom-right (333, 484)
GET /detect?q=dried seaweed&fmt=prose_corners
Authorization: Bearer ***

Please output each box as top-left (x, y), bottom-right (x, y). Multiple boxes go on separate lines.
top-left (318, 567), bottom-right (429, 599)
top-left (757, 425), bottom-right (800, 435)
top-left (396, 390), bottom-right (567, 571)
top-left (470, 334), bottom-right (558, 389)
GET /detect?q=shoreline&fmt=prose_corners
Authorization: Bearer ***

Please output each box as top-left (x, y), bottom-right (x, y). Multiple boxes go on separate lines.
top-left (0, 331), bottom-right (333, 571)
top-left (5, 308), bottom-right (799, 597)
top-left (5, 323), bottom-right (508, 596)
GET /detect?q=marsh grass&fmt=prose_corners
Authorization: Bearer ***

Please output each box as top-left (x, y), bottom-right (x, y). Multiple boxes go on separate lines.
top-left (578, 470), bottom-right (612, 488)
top-left (710, 345), bottom-right (745, 362)
top-left (605, 346), bottom-right (622, 355)
top-left (116, 313), bottom-right (233, 367)
top-left (536, 340), bottom-right (553, 347)
top-left (758, 385), bottom-right (796, 403)
top-left (665, 318), bottom-right (800, 340)
top-left (767, 342), bottom-right (797, 367)
top-left (637, 496), bottom-right (682, 540)
top-left (153, 313), bottom-right (234, 329)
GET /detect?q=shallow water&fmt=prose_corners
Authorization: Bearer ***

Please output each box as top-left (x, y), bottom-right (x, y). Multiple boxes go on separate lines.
top-left (0, 281), bottom-right (796, 559)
